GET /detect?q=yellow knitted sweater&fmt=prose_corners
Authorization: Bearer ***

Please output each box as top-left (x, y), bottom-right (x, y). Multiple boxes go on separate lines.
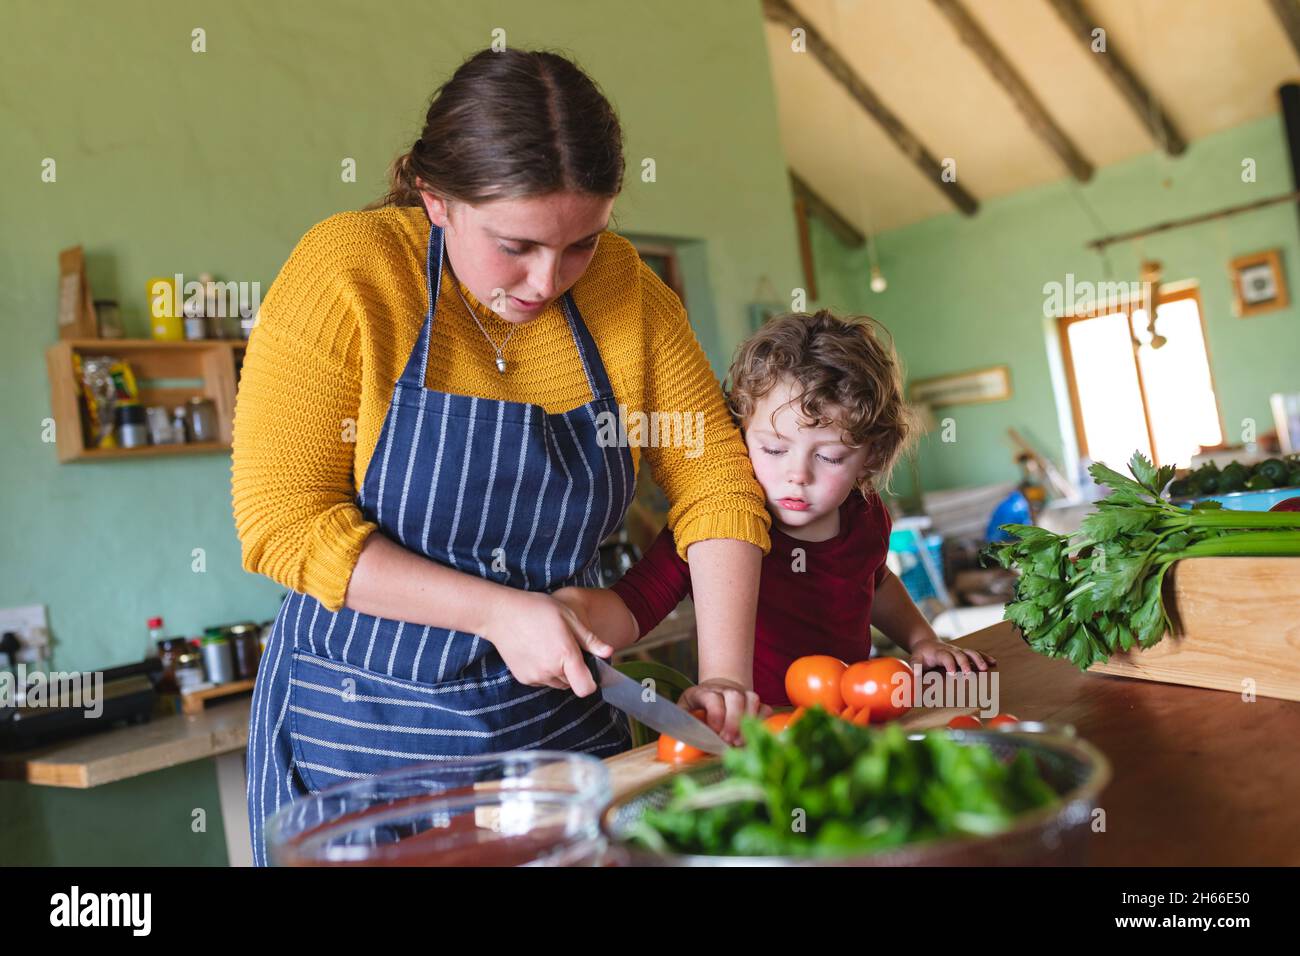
top-left (231, 206), bottom-right (771, 612)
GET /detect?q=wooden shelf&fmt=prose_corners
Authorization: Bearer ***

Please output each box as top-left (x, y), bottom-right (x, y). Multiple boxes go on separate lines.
top-left (181, 679), bottom-right (256, 714)
top-left (69, 441), bottom-right (232, 462)
top-left (46, 337), bottom-right (246, 463)
top-left (60, 338), bottom-right (246, 352)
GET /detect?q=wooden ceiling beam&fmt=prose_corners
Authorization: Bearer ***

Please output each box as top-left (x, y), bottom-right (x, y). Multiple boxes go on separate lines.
top-left (789, 171), bottom-right (865, 248)
top-left (931, 0), bottom-right (1094, 181)
top-left (1044, 0), bottom-right (1187, 156)
top-left (763, 0), bottom-right (980, 216)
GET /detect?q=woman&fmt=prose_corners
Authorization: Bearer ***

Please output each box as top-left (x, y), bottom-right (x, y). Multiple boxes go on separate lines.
top-left (233, 48), bottom-right (769, 864)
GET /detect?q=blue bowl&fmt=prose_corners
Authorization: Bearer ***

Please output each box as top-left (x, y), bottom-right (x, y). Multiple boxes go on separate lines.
top-left (1170, 485), bottom-right (1300, 512)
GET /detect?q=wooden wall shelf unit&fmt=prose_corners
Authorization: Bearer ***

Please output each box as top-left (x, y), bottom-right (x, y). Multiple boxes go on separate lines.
top-left (45, 338), bottom-right (246, 463)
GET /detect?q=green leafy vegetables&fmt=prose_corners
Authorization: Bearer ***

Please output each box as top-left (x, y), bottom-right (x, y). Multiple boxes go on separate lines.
top-left (628, 708), bottom-right (1057, 858)
top-left (1167, 454), bottom-right (1300, 497)
top-left (984, 452), bottom-right (1300, 670)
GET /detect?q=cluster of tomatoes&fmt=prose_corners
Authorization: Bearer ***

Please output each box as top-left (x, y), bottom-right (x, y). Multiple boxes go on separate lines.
top-left (655, 654), bottom-right (1026, 764)
top-left (945, 713), bottom-right (1019, 730)
top-left (655, 654), bottom-right (917, 765)
top-left (775, 654), bottom-right (914, 729)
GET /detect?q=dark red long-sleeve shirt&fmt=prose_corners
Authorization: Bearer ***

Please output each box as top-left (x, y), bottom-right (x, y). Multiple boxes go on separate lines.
top-left (611, 492), bottom-right (893, 706)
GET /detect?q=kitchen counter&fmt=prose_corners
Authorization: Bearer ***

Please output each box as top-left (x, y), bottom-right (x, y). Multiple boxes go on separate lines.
top-left (0, 602), bottom-right (699, 866)
top-left (602, 621), bottom-right (1300, 866)
top-left (7, 614), bottom-right (1295, 865)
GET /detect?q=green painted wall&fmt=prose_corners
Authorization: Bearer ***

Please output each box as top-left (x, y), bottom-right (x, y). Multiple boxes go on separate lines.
top-left (808, 114), bottom-right (1300, 500)
top-left (1, 0), bottom-right (800, 864)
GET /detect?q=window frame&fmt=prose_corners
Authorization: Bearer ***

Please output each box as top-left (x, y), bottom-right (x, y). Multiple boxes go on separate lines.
top-left (1056, 283), bottom-right (1225, 468)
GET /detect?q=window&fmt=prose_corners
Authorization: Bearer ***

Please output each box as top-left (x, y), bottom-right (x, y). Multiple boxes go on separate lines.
top-left (1059, 286), bottom-right (1223, 470)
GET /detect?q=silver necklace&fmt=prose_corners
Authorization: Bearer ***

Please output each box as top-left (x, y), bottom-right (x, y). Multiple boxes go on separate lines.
top-left (451, 273), bottom-right (515, 374)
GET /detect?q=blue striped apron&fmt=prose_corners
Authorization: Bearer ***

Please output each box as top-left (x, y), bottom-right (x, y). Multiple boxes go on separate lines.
top-left (246, 222), bottom-right (635, 865)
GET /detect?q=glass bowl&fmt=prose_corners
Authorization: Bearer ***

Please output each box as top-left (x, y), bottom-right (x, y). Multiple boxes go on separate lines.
top-left (267, 752), bottom-right (611, 867)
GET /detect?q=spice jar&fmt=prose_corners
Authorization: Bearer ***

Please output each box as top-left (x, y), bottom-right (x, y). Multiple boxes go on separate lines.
top-left (171, 406), bottom-right (190, 443)
top-left (94, 300), bottom-right (124, 339)
top-left (229, 623), bottom-right (262, 680)
top-left (115, 401), bottom-right (149, 449)
top-left (187, 397), bottom-right (219, 443)
top-left (183, 296), bottom-right (206, 340)
top-left (175, 640), bottom-right (207, 693)
top-left (155, 637), bottom-right (189, 695)
top-left (201, 628), bottom-right (236, 685)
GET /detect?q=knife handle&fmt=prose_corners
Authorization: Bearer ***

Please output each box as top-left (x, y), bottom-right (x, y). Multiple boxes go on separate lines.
top-left (581, 651), bottom-right (602, 691)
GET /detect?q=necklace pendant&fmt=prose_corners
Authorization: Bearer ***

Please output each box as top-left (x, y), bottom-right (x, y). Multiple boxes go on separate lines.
top-left (495, 356), bottom-right (507, 374)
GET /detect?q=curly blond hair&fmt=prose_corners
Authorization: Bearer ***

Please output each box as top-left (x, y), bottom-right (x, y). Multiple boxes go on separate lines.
top-left (725, 310), bottom-right (917, 495)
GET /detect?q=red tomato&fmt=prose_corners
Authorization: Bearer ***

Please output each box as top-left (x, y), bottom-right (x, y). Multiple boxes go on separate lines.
top-left (986, 713), bottom-right (1020, 727)
top-left (841, 663), bottom-right (876, 711)
top-left (785, 656), bottom-right (847, 714)
top-left (850, 707), bottom-right (872, 727)
top-left (947, 714), bottom-right (982, 730)
top-left (840, 705), bottom-right (859, 723)
top-left (656, 709), bottom-right (711, 764)
top-left (763, 712), bottom-right (796, 734)
top-left (841, 658), bottom-right (913, 723)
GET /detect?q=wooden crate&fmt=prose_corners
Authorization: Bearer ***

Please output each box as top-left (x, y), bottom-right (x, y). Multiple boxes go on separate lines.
top-left (45, 338), bottom-right (245, 463)
top-left (1089, 557), bottom-right (1300, 702)
top-left (180, 679), bottom-right (256, 715)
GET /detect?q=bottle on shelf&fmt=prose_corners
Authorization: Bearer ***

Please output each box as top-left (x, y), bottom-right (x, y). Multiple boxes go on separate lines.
top-left (146, 616), bottom-right (165, 661)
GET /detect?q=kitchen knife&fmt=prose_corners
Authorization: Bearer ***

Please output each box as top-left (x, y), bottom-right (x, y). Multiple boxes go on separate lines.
top-left (582, 653), bottom-right (728, 754)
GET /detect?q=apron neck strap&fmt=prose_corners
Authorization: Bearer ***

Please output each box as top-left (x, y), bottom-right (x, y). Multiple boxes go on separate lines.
top-left (397, 223), bottom-right (616, 404)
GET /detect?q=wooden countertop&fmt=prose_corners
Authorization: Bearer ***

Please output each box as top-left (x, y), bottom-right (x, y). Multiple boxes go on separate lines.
top-left (0, 703), bottom-right (249, 788)
top-left (603, 621), bottom-right (1300, 866)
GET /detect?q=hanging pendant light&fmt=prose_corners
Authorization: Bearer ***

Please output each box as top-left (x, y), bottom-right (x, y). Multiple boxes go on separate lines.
top-left (1140, 258), bottom-right (1166, 349)
top-left (868, 233), bottom-right (886, 293)
top-left (870, 264), bottom-right (888, 293)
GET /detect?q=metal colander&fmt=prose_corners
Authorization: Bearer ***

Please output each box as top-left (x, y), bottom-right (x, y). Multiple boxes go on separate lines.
top-left (602, 726), bottom-right (1111, 866)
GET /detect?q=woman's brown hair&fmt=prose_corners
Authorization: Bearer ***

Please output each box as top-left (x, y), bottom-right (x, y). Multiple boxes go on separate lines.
top-left (725, 310), bottom-right (918, 495)
top-left (370, 48), bottom-right (625, 208)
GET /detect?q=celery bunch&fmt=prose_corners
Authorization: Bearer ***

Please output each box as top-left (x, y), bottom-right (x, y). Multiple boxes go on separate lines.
top-left (984, 452), bottom-right (1300, 670)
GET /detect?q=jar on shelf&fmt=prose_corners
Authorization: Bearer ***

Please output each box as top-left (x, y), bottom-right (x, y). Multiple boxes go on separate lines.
top-left (201, 629), bottom-right (236, 685)
top-left (187, 397), bottom-right (218, 443)
top-left (155, 637), bottom-right (188, 695)
top-left (115, 401), bottom-right (149, 449)
top-left (94, 300), bottom-right (124, 339)
top-left (229, 623), bottom-right (262, 680)
top-left (174, 640), bottom-right (207, 693)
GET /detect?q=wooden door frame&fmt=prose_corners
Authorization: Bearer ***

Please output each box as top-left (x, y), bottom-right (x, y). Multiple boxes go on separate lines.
top-left (631, 241), bottom-right (685, 305)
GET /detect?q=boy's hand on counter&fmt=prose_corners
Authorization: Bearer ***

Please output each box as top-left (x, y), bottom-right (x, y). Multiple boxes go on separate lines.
top-left (908, 637), bottom-right (996, 675)
top-left (679, 678), bottom-right (770, 747)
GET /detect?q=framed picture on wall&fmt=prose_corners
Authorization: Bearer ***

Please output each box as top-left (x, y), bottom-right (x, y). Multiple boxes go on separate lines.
top-left (908, 364), bottom-right (1012, 408)
top-left (1230, 249), bottom-right (1288, 317)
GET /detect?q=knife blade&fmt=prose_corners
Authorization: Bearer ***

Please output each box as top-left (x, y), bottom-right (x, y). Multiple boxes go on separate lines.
top-left (582, 653), bottom-right (728, 754)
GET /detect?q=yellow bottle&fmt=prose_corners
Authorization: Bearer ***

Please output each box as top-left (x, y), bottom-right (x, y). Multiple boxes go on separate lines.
top-left (146, 276), bottom-right (183, 340)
